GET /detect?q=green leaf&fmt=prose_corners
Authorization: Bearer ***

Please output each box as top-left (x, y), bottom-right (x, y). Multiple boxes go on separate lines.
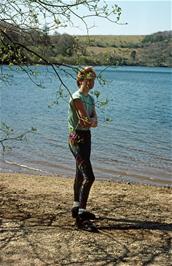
top-left (94, 90), bottom-right (100, 98)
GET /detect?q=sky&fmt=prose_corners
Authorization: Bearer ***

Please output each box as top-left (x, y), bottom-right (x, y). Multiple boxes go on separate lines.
top-left (57, 0), bottom-right (172, 35)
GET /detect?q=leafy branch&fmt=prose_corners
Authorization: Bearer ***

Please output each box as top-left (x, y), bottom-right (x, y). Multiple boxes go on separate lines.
top-left (0, 0), bottom-right (124, 32)
top-left (0, 122), bottom-right (37, 153)
top-left (0, 0), bottom-right (123, 155)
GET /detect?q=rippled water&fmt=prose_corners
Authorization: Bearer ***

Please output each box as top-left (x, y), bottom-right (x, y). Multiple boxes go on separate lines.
top-left (0, 65), bottom-right (172, 186)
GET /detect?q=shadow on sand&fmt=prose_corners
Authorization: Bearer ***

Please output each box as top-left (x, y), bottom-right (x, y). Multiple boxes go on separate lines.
top-left (96, 216), bottom-right (172, 231)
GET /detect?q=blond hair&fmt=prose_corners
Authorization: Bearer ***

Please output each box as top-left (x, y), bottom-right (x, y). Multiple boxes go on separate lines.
top-left (77, 66), bottom-right (96, 87)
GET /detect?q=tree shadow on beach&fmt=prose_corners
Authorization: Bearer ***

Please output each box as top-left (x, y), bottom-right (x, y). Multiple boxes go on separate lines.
top-left (1, 210), bottom-right (172, 265)
top-left (96, 216), bottom-right (172, 231)
top-left (1, 184), bottom-right (172, 266)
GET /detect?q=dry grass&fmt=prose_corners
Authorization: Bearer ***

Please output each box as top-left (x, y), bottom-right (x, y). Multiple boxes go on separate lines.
top-left (78, 35), bottom-right (145, 46)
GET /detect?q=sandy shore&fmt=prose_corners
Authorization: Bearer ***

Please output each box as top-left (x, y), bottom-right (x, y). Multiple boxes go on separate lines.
top-left (0, 173), bottom-right (172, 265)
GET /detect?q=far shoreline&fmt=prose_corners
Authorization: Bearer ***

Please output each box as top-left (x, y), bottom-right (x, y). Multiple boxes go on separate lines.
top-left (1, 63), bottom-right (172, 68)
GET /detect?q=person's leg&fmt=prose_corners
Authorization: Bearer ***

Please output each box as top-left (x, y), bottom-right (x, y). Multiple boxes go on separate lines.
top-left (69, 130), bottom-right (95, 218)
top-left (75, 140), bottom-right (97, 230)
top-left (76, 131), bottom-right (95, 210)
top-left (79, 159), bottom-right (95, 209)
top-left (73, 163), bottom-right (84, 202)
top-left (69, 142), bottom-right (83, 210)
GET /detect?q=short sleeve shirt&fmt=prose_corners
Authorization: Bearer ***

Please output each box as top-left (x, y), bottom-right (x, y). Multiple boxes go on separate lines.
top-left (68, 90), bottom-right (95, 132)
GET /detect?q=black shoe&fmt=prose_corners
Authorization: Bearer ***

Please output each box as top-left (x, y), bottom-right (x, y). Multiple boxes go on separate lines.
top-left (78, 211), bottom-right (96, 220)
top-left (76, 217), bottom-right (98, 233)
top-left (71, 207), bottom-right (96, 220)
top-left (71, 206), bottom-right (79, 218)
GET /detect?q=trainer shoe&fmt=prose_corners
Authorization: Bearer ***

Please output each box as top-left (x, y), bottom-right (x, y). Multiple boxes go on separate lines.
top-left (71, 207), bottom-right (96, 220)
top-left (76, 216), bottom-right (98, 232)
top-left (71, 206), bottom-right (79, 218)
top-left (78, 211), bottom-right (96, 220)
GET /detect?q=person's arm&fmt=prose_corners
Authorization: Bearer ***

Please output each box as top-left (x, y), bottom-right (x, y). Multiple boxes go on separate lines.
top-left (73, 99), bottom-right (92, 128)
top-left (90, 106), bottom-right (98, 128)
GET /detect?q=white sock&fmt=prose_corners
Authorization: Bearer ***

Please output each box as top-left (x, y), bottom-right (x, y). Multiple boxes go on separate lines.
top-left (73, 201), bottom-right (80, 208)
top-left (78, 208), bottom-right (86, 215)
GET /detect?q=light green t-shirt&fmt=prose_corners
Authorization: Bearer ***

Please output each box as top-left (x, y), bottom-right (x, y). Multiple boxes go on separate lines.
top-left (68, 90), bottom-right (95, 132)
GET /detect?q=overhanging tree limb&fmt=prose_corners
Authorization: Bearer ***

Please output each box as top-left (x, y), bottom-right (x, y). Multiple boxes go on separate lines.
top-left (0, 0), bottom-right (123, 32)
top-left (0, 28), bottom-right (89, 130)
top-left (0, 0), bottom-right (123, 153)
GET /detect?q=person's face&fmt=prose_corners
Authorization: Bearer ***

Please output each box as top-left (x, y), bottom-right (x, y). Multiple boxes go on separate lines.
top-left (86, 79), bottom-right (95, 90)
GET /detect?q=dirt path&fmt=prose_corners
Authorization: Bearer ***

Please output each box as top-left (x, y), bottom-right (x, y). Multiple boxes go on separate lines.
top-left (0, 173), bottom-right (172, 265)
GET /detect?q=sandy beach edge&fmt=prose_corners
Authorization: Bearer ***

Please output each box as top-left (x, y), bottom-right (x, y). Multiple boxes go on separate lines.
top-left (0, 172), bottom-right (172, 265)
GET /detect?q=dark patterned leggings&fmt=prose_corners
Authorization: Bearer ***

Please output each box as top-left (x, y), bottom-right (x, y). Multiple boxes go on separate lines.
top-left (69, 130), bottom-right (95, 209)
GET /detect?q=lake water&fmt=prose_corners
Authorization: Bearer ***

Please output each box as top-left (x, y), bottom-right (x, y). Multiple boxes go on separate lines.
top-left (0, 65), bottom-right (172, 186)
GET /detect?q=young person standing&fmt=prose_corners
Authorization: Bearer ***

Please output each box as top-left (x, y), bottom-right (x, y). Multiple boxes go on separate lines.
top-left (68, 66), bottom-right (98, 231)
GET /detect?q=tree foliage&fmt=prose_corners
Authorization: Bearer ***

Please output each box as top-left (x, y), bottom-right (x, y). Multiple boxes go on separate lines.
top-left (54, 34), bottom-right (76, 56)
top-left (0, 122), bottom-right (37, 154)
top-left (0, 0), bottom-right (123, 71)
top-left (0, 0), bottom-right (123, 102)
top-left (0, 0), bottom-right (122, 32)
top-left (142, 31), bottom-right (172, 44)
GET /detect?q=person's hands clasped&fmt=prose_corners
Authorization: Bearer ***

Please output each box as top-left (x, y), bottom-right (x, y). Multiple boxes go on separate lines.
top-left (90, 117), bottom-right (97, 128)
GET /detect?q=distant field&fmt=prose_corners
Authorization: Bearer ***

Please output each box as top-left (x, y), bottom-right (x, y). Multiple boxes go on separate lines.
top-left (73, 34), bottom-right (171, 67)
top-left (1, 24), bottom-right (171, 66)
top-left (86, 46), bottom-right (131, 55)
top-left (77, 35), bottom-right (145, 46)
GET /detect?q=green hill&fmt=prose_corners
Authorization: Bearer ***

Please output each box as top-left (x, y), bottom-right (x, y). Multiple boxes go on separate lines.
top-left (0, 21), bottom-right (171, 67)
top-left (75, 32), bottom-right (172, 67)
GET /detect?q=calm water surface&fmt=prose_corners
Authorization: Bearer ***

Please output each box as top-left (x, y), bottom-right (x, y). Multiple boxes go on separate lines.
top-left (0, 65), bottom-right (172, 186)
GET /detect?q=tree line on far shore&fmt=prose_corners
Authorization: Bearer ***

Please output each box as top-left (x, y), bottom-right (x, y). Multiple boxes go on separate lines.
top-left (0, 21), bottom-right (172, 67)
